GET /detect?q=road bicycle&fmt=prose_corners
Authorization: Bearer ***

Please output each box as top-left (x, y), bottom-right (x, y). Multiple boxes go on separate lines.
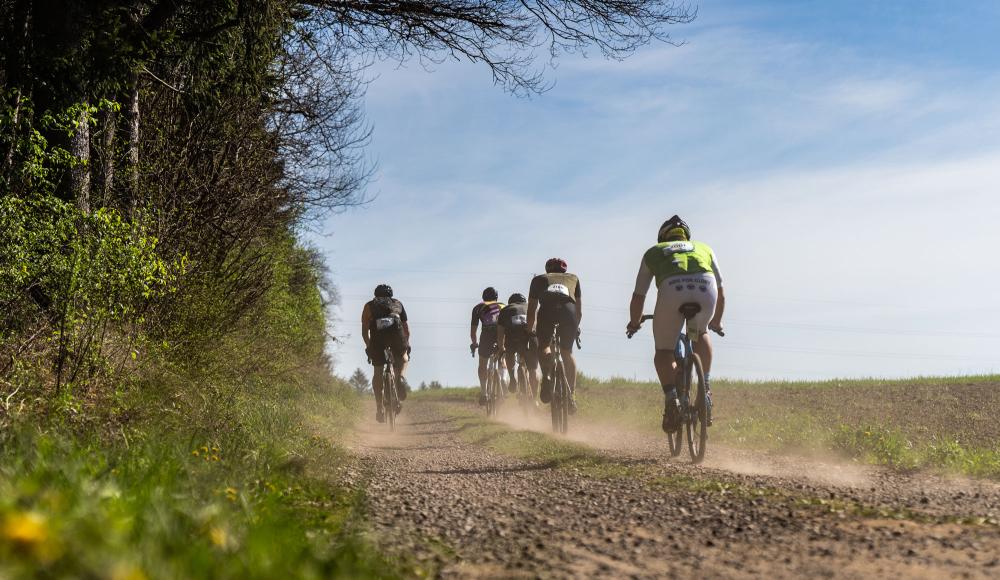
top-left (381, 347), bottom-right (401, 431)
top-left (472, 344), bottom-right (505, 417)
top-left (547, 324), bottom-right (581, 434)
top-left (505, 345), bottom-right (535, 413)
top-left (627, 304), bottom-right (723, 464)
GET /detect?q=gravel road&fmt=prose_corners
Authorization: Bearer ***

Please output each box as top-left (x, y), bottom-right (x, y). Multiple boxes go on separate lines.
top-left (348, 398), bottom-right (1000, 578)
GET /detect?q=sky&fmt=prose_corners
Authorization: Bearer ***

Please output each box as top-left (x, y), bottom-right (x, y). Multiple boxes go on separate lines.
top-left (313, 0), bottom-right (1000, 386)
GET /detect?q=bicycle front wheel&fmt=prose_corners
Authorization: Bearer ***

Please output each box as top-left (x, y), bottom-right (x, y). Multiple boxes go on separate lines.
top-left (685, 353), bottom-right (708, 463)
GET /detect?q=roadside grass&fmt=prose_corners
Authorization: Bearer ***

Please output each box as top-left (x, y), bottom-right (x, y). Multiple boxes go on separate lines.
top-left (0, 385), bottom-right (397, 580)
top-left (575, 374), bottom-right (1000, 479)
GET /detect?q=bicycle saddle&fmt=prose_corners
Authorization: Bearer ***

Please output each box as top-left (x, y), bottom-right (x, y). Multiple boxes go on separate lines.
top-left (678, 303), bottom-right (702, 319)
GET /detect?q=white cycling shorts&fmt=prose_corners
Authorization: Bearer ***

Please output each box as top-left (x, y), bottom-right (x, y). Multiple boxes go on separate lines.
top-left (653, 272), bottom-right (718, 350)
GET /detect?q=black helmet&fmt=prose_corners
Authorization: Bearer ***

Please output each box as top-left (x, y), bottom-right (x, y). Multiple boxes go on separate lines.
top-left (545, 257), bottom-right (568, 273)
top-left (482, 287), bottom-right (498, 301)
top-left (508, 293), bottom-right (526, 304)
top-left (374, 284), bottom-right (393, 298)
top-left (658, 215), bottom-right (691, 242)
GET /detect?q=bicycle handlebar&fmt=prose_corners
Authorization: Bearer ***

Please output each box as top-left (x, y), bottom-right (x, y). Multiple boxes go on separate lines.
top-left (626, 314), bottom-right (725, 338)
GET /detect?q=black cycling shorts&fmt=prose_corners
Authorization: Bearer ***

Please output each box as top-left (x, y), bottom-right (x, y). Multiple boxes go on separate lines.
top-left (504, 337), bottom-right (539, 371)
top-left (368, 330), bottom-right (408, 366)
top-left (478, 325), bottom-right (498, 357)
top-left (537, 302), bottom-right (578, 352)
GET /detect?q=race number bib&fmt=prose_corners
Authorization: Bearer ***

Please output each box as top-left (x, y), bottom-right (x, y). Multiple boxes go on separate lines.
top-left (376, 317), bottom-right (398, 330)
top-left (661, 241), bottom-right (694, 255)
top-left (511, 314), bottom-right (528, 326)
top-left (547, 283), bottom-right (570, 297)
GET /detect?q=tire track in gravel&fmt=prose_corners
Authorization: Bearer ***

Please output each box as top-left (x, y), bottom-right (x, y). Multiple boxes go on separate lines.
top-left (346, 398), bottom-right (1000, 578)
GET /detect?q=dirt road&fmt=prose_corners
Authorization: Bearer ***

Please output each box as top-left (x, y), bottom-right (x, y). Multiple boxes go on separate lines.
top-left (348, 397), bottom-right (1000, 578)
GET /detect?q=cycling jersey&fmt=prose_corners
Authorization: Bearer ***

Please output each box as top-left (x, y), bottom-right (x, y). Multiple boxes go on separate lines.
top-left (365, 297), bottom-right (408, 333)
top-left (529, 273), bottom-right (581, 307)
top-left (498, 302), bottom-right (531, 345)
top-left (633, 240), bottom-right (723, 295)
top-left (471, 301), bottom-right (504, 327)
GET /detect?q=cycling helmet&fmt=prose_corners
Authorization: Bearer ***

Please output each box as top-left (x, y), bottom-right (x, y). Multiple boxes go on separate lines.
top-left (482, 287), bottom-right (498, 301)
top-left (545, 258), bottom-right (568, 273)
top-left (508, 293), bottom-right (527, 304)
top-left (374, 284), bottom-right (393, 298)
top-left (658, 215), bottom-right (691, 242)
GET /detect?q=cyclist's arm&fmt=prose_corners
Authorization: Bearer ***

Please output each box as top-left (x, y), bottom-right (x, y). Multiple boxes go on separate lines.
top-left (711, 286), bottom-right (726, 329)
top-left (469, 304), bottom-right (480, 345)
top-left (361, 303), bottom-right (372, 349)
top-left (526, 298), bottom-right (539, 333)
top-left (630, 257), bottom-right (654, 327)
top-left (709, 252), bottom-right (725, 329)
top-left (402, 320), bottom-right (411, 340)
top-left (575, 282), bottom-right (582, 323)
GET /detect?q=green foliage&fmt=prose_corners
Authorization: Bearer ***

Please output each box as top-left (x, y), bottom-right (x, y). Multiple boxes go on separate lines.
top-left (0, 424), bottom-right (392, 579)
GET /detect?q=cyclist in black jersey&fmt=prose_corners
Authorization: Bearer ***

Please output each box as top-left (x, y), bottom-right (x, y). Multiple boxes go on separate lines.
top-left (470, 287), bottom-right (505, 406)
top-left (362, 284), bottom-right (411, 423)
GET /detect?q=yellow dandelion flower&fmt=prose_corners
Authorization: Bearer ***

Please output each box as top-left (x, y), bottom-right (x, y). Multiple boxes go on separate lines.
top-left (3, 511), bottom-right (49, 546)
top-left (191, 450), bottom-right (200, 457)
top-left (110, 563), bottom-right (148, 580)
top-left (209, 526), bottom-right (229, 548)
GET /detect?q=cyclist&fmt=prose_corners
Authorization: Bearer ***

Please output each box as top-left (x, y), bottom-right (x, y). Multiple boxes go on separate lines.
top-left (470, 287), bottom-right (505, 406)
top-left (362, 284), bottom-right (411, 423)
top-left (527, 258), bottom-right (582, 413)
top-left (497, 293), bottom-right (539, 401)
top-left (626, 216), bottom-right (725, 433)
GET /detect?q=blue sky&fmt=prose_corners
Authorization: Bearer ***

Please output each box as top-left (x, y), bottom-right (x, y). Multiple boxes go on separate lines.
top-left (314, 0), bottom-right (1000, 385)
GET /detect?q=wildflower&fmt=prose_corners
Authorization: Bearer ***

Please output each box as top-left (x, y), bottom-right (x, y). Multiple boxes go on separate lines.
top-left (110, 562), bottom-right (148, 580)
top-left (209, 526), bottom-right (230, 549)
top-left (191, 450), bottom-right (200, 457)
top-left (225, 487), bottom-right (238, 502)
top-left (3, 511), bottom-right (60, 561)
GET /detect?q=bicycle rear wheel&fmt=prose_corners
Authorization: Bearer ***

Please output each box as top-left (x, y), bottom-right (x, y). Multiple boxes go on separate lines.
top-left (385, 367), bottom-right (397, 432)
top-left (551, 362), bottom-right (569, 434)
top-left (685, 353), bottom-right (708, 463)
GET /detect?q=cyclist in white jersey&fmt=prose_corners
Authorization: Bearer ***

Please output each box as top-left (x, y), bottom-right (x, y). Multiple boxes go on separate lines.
top-left (627, 216), bottom-right (725, 433)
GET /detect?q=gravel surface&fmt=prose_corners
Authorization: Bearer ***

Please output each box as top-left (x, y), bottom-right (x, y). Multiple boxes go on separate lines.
top-left (347, 399), bottom-right (1000, 578)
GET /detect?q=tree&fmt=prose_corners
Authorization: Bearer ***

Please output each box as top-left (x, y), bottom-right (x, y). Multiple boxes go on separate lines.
top-left (419, 381), bottom-right (427, 391)
top-left (429, 380), bottom-right (443, 390)
top-left (349, 368), bottom-right (370, 394)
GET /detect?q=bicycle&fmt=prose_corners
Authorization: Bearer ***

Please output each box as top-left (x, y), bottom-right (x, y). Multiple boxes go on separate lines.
top-left (546, 324), bottom-right (581, 434)
top-left (472, 344), bottom-right (505, 417)
top-left (381, 347), bottom-right (400, 432)
top-left (627, 304), bottom-right (723, 464)
top-left (504, 346), bottom-right (535, 413)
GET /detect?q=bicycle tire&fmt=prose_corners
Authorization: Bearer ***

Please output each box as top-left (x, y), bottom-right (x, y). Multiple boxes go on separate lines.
top-left (685, 353), bottom-right (708, 463)
top-left (668, 425), bottom-right (683, 457)
top-left (517, 365), bottom-right (530, 411)
top-left (385, 366), bottom-right (397, 432)
top-left (551, 361), bottom-right (569, 434)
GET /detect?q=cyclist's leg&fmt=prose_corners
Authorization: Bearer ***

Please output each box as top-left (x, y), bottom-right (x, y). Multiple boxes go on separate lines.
top-left (536, 311), bottom-right (556, 403)
top-left (389, 332), bottom-right (409, 401)
top-left (685, 274), bottom-right (718, 375)
top-left (525, 337), bottom-right (540, 397)
top-left (503, 348), bottom-right (518, 388)
top-left (478, 329), bottom-right (496, 403)
top-left (652, 287), bottom-right (686, 432)
top-left (369, 338), bottom-right (389, 421)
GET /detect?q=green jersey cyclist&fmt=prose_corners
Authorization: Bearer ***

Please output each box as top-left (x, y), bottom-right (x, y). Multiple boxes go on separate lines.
top-left (528, 258), bottom-right (582, 413)
top-left (496, 293), bottom-right (540, 401)
top-left (471, 287), bottom-right (505, 406)
top-left (626, 216), bottom-right (725, 433)
top-left (361, 284), bottom-right (411, 423)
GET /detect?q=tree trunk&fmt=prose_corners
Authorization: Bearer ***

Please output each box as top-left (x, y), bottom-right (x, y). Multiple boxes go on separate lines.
top-left (126, 74), bottom-right (140, 217)
top-left (98, 105), bottom-right (118, 207)
top-left (70, 103), bottom-right (91, 215)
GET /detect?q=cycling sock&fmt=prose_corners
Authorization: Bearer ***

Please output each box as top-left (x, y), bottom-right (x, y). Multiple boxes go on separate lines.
top-left (704, 373), bottom-right (712, 392)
